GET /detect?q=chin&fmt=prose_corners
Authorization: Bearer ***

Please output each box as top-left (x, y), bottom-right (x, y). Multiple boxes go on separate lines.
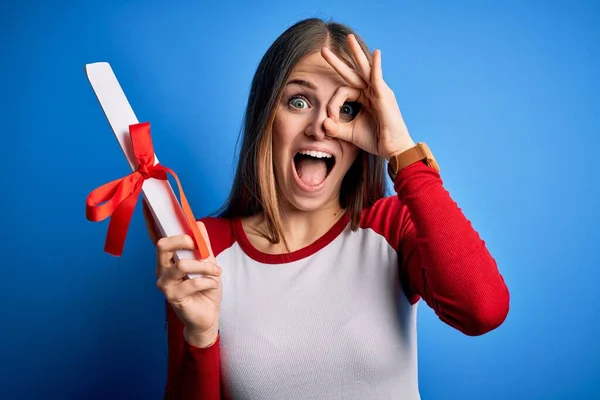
top-left (282, 190), bottom-right (339, 213)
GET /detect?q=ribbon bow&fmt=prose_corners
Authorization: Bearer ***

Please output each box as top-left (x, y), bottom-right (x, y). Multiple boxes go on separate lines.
top-left (86, 122), bottom-right (209, 259)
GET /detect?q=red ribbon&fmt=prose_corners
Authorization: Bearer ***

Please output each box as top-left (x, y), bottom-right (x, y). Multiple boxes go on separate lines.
top-left (85, 122), bottom-right (209, 259)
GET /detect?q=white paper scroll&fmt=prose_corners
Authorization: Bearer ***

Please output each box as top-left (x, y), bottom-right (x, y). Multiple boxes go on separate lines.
top-left (85, 62), bottom-right (201, 277)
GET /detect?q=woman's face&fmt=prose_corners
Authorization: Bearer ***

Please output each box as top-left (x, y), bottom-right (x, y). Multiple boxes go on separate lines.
top-left (272, 51), bottom-right (360, 213)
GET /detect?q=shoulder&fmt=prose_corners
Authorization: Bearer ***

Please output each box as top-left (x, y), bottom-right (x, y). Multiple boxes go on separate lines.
top-left (359, 195), bottom-right (411, 251)
top-left (197, 215), bottom-right (237, 257)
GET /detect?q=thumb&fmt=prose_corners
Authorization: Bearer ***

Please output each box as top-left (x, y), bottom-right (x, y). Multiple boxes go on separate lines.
top-left (324, 117), bottom-right (354, 143)
top-left (196, 221), bottom-right (215, 260)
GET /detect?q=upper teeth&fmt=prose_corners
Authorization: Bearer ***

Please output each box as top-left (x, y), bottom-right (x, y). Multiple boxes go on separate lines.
top-left (299, 150), bottom-right (333, 158)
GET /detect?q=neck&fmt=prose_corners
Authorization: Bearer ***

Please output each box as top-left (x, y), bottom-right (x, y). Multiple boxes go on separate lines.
top-left (244, 197), bottom-right (346, 254)
top-left (278, 199), bottom-right (345, 252)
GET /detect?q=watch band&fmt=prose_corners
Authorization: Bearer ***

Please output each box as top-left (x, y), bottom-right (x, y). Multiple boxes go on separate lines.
top-left (387, 142), bottom-right (439, 181)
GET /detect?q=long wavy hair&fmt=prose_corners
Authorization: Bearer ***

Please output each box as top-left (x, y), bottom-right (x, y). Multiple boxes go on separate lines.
top-left (216, 18), bottom-right (388, 249)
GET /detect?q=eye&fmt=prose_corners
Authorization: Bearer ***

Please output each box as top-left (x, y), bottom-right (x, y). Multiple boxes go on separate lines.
top-left (289, 95), bottom-right (310, 110)
top-left (340, 101), bottom-right (362, 120)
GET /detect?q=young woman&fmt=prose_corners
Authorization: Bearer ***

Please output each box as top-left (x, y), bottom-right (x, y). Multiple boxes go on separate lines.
top-left (144, 17), bottom-right (510, 400)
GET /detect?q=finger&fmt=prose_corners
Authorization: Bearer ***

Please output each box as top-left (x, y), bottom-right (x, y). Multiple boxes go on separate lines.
top-left (321, 47), bottom-right (367, 89)
top-left (158, 259), bottom-right (187, 284)
top-left (163, 276), bottom-right (220, 303)
top-left (347, 34), bottom-right (371, 82)
top-left (196, 221), bottom-right (215, 260)
top-left (142, 201), bottom-right (160, 245)
top-left (156, 234), bottom-right (196, 268)
top-left (159, 258), bottom-right (221, 288)
top-left (327, 86), bottom-right (362, 122)
top-left (370, 49), bottom-right (388, 97)
top-left (323, 117), bottom-right (354, 143)
top-left (177, 259), bottom-right (222, 278)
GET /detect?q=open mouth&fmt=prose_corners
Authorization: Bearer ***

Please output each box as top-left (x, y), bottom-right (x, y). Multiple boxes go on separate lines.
top-left (293, 150), bottom-right (336, 189)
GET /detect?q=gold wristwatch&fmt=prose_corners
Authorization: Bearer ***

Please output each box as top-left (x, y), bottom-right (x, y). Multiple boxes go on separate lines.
top-left (387, 142), bottom-right (440, 181)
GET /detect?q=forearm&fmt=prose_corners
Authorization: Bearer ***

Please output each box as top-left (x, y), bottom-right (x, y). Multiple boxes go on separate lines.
top-left (395, 161), bottom-right (510, 336)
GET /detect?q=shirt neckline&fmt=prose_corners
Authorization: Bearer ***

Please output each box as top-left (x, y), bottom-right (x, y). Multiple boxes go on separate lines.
top-left (232, 212), bottom-right (350, 264)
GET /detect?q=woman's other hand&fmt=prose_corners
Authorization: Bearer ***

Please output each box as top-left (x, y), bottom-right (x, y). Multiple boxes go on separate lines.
top-left (143, 201), bottom-right (222, 347)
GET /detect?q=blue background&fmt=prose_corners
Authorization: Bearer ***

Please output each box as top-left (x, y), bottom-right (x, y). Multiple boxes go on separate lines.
top-left (1, 0), bottom-right (598, 399)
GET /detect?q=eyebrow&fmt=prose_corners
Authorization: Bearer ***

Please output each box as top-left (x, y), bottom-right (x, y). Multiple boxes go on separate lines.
top-left (286, 79), bottom-right (317, 90)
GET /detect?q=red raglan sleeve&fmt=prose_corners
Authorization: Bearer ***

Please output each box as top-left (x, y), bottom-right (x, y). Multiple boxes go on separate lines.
top-left (162, 217), bottom-right (235, 399)
top-left (163, 303), bottom-right (221, 399)
top-left (393, 160), bottom-right (510, 336)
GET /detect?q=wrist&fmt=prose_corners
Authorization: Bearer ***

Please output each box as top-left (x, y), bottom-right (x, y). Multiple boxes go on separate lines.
top-left (183, 325), bottom-right (219, 348)
top-left (385, 138), bottom-right (416, 160)
top-left (386, 141), bottom-right (439, 180)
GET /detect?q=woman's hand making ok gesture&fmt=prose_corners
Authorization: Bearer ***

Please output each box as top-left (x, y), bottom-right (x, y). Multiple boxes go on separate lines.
top-left (321, 34), bottom-right (416, 159)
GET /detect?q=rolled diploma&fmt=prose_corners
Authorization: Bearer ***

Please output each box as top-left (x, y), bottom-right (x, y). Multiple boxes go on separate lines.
top-left (85, 62), bottom-right (202, 277)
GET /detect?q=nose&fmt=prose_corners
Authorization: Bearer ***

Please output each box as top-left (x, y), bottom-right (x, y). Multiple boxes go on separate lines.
top-left (304, 106), bottom-right (328, 141)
